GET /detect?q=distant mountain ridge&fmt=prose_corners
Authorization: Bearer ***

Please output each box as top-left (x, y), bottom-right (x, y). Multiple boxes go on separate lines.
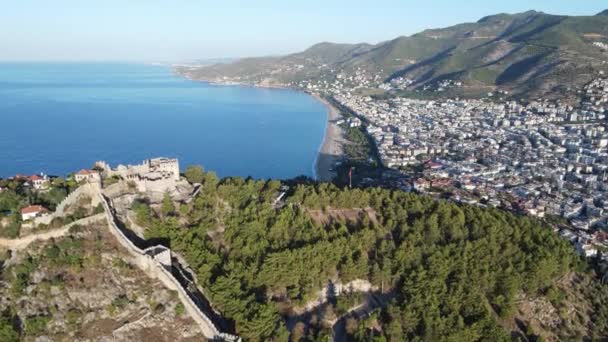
top-left (177, 10), bottom-right (608, 99)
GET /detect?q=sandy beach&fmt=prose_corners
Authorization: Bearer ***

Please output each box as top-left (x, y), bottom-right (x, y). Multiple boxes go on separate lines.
top-left (312, 93), bottom-right (346, 182)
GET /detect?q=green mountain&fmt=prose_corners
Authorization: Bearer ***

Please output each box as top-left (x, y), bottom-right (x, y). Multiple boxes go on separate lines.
top-left (392, 11), bottom-right (608, 97)
top-left (177, 10), bottom-right (608, 98)
top-left (178, 42), bottom-right (374, 87)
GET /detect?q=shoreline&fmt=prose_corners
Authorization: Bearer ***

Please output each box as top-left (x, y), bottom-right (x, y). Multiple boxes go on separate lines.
top-left (310, 93), bottom-right (345, 182)
top-left (174, 71), bottom-right (345, 181)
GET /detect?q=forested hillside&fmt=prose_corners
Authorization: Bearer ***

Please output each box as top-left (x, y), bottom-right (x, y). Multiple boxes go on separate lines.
top-left (178, 10), bottom-right (608, 99)
top-left (135, 169), bottom-right (608, 341)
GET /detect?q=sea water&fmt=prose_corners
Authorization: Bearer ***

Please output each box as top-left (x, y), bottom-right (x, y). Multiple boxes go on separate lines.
top-left (0, 63), bottom-right (326, 179)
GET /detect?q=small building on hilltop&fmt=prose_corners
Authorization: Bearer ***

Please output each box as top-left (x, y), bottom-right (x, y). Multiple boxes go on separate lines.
top-left (94, 157), bottom-right (180, 193)
top-left (21, 205), bottom-right (49, 221)
top-left (74, 169), bottom-right (101, 183)
top-left (28, 174), bottom-right (49, 190)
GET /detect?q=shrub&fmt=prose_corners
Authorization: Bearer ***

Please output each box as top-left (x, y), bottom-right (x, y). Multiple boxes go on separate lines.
top-left (93, 203), bottom-right (104, 214)
top-left (103, 176), bottom-right (120, 186)
top-left (0, 310), bottom-right (19, 342)
top-left (69, 224), bottom-right (85, 234)
top-left (108, 295), bottom-right (130, 316)
top-left (1, 222), bottom-right (20, 239)
top-left (175, 302), bottom-right (185, 316)
top-left (10, 256), bottom-right (36, 296)
top-left (24, 315), bottom-right (51, 336)
top-left (112, 258), bottom-right (131, 270)
top-left (65, 309), bottom-right (81, 329)
top-left (185, 165), bottom-right (205, 184)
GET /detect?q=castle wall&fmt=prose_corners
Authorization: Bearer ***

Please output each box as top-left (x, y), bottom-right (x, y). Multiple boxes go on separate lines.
top-left (98, 192), bottom-right (239, 341)
top-left (34, 182), bottom-right (101, 226)
top-left (97, 157), bottom-right (181, 192)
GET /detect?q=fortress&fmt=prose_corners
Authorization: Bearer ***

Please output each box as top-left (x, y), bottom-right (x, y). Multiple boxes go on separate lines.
top-left (94, 158), bottom-right (180, 193)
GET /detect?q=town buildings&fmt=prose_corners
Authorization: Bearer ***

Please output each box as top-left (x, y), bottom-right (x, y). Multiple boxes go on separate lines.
top-left (303, 71), bottom-right (608, 259)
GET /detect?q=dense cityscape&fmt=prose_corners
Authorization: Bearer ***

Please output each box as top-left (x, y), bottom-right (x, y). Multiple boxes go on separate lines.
top-left (287, 71), bottom-right (608, 262)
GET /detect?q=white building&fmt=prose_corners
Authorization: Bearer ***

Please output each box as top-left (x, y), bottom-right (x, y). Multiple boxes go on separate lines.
top-left (28, 174), bottom-right (49, 190)
top-left (20, 205), bottom-right (48, 221)
top-left (74, 169), bottom-right (101, 183)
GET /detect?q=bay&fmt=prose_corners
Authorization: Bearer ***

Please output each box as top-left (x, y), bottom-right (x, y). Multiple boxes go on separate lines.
top-left (0, 63), bottom-right (327, 179)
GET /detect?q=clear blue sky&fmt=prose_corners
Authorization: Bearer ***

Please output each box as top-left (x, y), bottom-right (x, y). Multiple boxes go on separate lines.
top-left (1, 0), bottom-right (606, 62)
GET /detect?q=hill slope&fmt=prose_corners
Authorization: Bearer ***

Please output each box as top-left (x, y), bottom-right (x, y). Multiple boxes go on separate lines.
top-left (139, 175), bottom-right (608, 341)
top-left (0, 221), bottom-right (203, 341)
top-left (177, 10), bottom-right (608, 99)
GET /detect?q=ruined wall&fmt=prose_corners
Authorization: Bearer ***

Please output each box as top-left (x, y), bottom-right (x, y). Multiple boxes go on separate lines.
top-left (20, 177), bottom-right (239, 341)
top-left (141, 177), bottom-right (177, 193)
top-left (98, 193), bottom-right (239, 341)
top-left (34, 182), bottom-right (101, 226)
top-left (99, 158), bottom-right (180, 184)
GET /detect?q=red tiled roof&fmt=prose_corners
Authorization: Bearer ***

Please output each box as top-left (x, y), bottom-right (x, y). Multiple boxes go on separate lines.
top-left (21, 205), bottom-right (47, 214)
top-left (28, 175), bottom-right (43, 181)
top-left (426, 161), bottom-right (443, 169)
top-left (432, 178), bottom-right (452, 187)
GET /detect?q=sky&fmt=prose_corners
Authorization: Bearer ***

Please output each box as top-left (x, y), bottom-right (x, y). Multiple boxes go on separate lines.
top-left (1, 0), bottom-right (606, 62)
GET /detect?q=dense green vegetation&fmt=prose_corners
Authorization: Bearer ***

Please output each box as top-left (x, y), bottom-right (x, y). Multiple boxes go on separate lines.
top-left (0, 179), bottom-right (29, 238)
top-left (0, 176), bottom-right (87, 237)
top-left (0, 177), bottom-right (77, 213)
top-left (343, 127), bottom-right (373, 162)
top-left (137, 171), bottom-right (605, 341)
top-left (185, 165), bottom-right (205, 184)
top-left (326, 96), bottom-right (382, 186)
top-left (0, 310), bottom-right (19, 342)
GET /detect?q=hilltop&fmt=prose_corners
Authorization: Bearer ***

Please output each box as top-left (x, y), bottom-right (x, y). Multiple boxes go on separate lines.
top-left (0, 208), bottom-right (204, 341)
top-left (1, 162), bottom-right (608, 340)
top-left (177, 10), bottom-right (608, 100)
top-left (140, 171), bottom-right (608, 341)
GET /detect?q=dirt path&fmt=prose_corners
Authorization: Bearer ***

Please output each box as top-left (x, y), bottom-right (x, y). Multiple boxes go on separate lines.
top-left (332, 291), bottom-right (396, 342)
top-left (0, 214), bottom-right (105, 250)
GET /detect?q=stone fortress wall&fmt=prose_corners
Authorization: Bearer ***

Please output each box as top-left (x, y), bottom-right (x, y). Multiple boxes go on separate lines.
top-left (98, 188), bottom-right (240, 342)
top-left (34, 182), bottom-right (101, 226)
top-left (95, 158), bottom-right (180, 193)
top-left (24, 157), bottom-right (239, 341)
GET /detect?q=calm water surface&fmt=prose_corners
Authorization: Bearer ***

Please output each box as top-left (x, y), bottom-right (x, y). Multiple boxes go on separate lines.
top-left (0, 63), bottom-right (326, 179)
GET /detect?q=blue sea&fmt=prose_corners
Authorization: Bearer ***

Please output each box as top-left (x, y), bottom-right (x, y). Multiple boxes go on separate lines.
top-left (0, 63), bottom-right (327, 179)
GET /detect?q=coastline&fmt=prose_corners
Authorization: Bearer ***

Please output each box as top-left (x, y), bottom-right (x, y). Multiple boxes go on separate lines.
top-left (175, 71), bottom-right (345, 182)
top-left (310, 93), bottom-right (345, 182)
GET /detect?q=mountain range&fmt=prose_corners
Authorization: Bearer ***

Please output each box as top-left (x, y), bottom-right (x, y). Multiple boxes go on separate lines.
top-left (177, 10), bottom-right (608, 99)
